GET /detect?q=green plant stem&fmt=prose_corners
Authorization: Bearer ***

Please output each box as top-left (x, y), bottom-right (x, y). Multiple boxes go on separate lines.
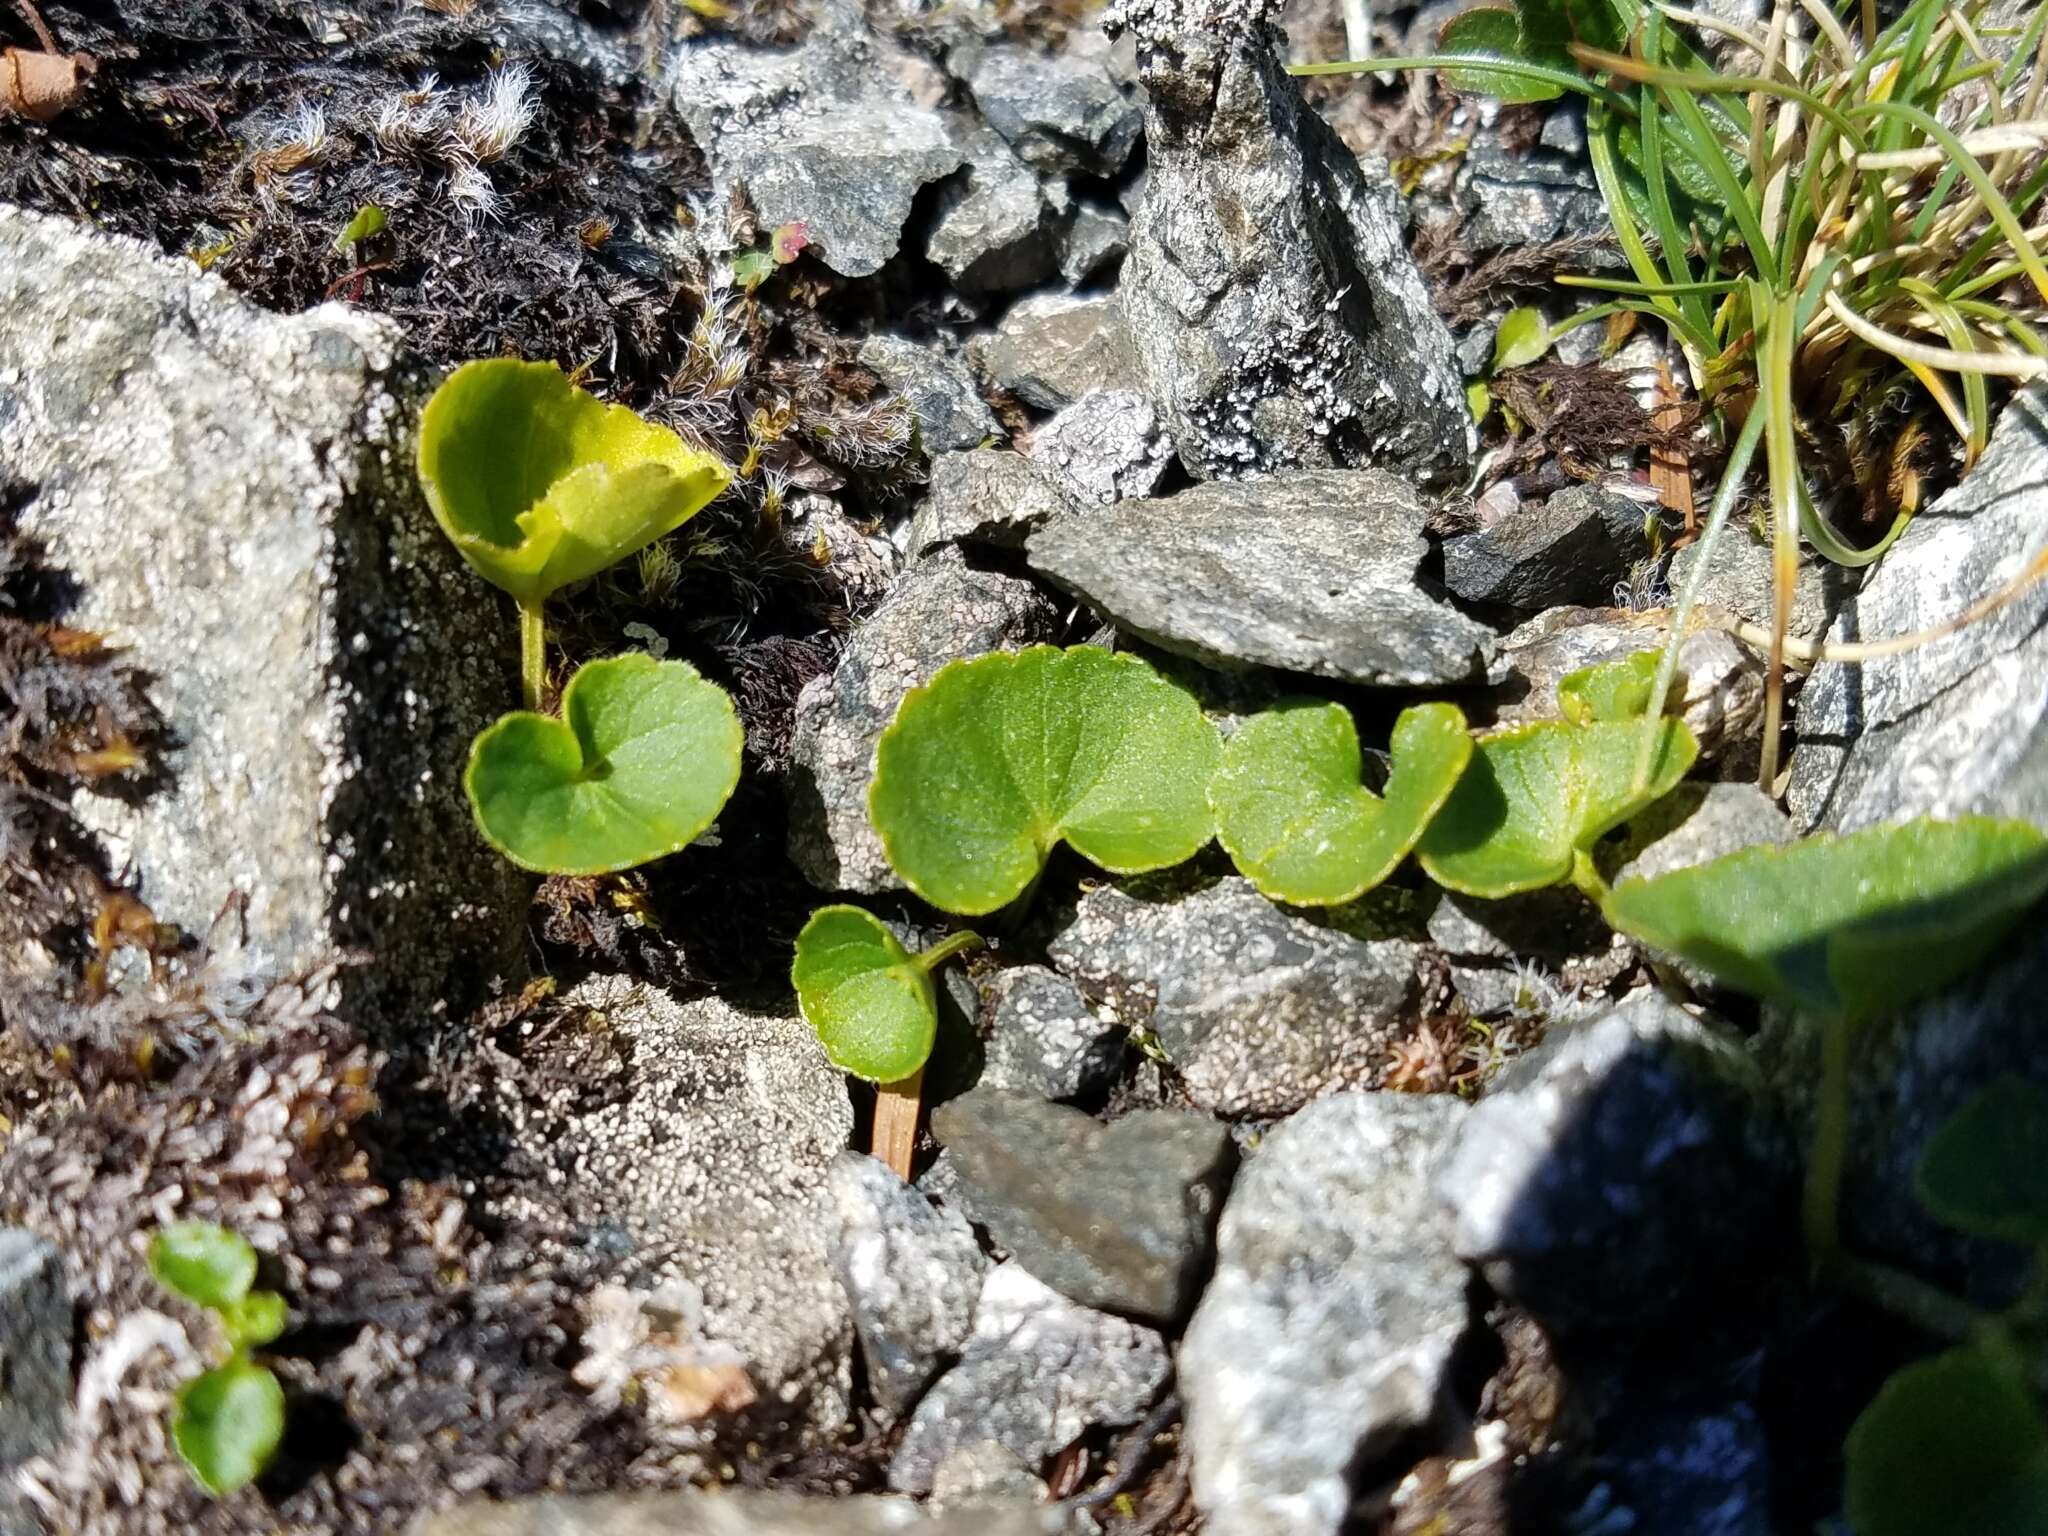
top-left (519, 601), bottom-right (546, 712)
top-left (1806, 1011), bottom-right (1854, 1274)
top-left (914, 931), bottom-right (983, 976)
top-left (1838, 1253), bottom-right (1985, 1342)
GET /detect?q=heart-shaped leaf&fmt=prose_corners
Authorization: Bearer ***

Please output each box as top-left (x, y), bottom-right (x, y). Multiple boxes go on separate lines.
top-left (869, 646), bottom-right (1220, 916)
top-left (1846, 1344), bottom-right (2048, 1536)
top-left (1437, 6), bottom-right (1566, 103)
top-left (149, 1222), bottom-right (257, 1311)
top-left (792, 906), bottom-right (978, 1083)
top-left (465, 652), bottom-right (743, 875)
top-left (418, 358), bottom-right (731, 606)
top-left (1916, 1077), bottom-right (2048, 1245)
top-left (173, 1359), bottom-right (286, 1496)
top-left (1418, 717), bottom-right (1697, 897)
top-left (1558, 650), bottom-right (1659, 724)
top-left (1602, 818), bottom-right (2048, 1023)
top-left (1211, 702), bottom-right (1473, 906)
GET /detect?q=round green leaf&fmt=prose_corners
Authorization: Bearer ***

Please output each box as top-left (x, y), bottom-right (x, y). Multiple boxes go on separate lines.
top-left (149, 1222), bottom-right (257, 1311)
top-left (1418, 717), bottom-right (1697, 897)
top-left (172, 1360), bottom-right (287, 1496)
top-left (1845, 1345), bottom-right (2048, 1536)
top-left (1437, 7), bottom-right (1565, 104)
top-left (791, 905), bottom-right (946, 1083)
top-left (1491, 307), bottom-right (1554, 373)
top-left (869, 646), bottom-right (1220, 916)
top-left (1557, 650), bottom-right (1659, 724)
top-left (218, 1290), bottom-right (289, 1351)
top-left (465, 653), bottom-right (743, 875)
top-left (417, 358), bottom-right (731, 605)
top-left (1603, 818), bottom-right (2048, 1024)
top-left (1211, 702), bottom-right (1473, 906)
top-left (1917, 1077), bottom-right (2048, 1244)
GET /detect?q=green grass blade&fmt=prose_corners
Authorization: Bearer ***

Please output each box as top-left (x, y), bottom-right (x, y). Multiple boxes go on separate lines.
top-left (1290, 54), bottom-right (1638, 112)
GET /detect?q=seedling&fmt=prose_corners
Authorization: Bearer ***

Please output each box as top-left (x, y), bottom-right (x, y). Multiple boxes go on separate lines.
top-left (792, 905), bottom-right (980, 1177)
top-left (1210, 701), bottom-right (1473, 905)
top-left (869, 646), bottom-right (1220, 916)
top-left (148, 1222), bottom-right (288, 1496)
top-left (464, 652), bottom-right (742, 875)
top-left (417, 357), bottom-right (730, 707)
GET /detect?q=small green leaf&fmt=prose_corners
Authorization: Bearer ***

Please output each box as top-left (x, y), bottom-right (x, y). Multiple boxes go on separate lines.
top-left (1211, 702), bottom-right (1473, 906)
top-left (1492, 306), bottom-right (1554, 372)
top-left (218, 1291), bottom-right (288, 1351)
top-left (173, 1360), bottom-right (286, 1496)
top-left (731, 249), bottom-right (776, 290)
top-left (792, 906), bottom-right (973, 1083)
top-left (869, 646), bottom-right (1220, 916)
top-left (1915, 1076), bottom-right (2048, 1244)
top-left (331, 203), bottom-right (385, 254)
top-left (1418, 718), bottom-right (1697, 897)
top-left (465, 653), bottom-right (743, 875)
top-left (1437, 7), bottom-right (1566, 103)
top-left (1466, 380), bottom-right (1493, 423)
top-left (1557, 650), bottom-right (1659, 724)
top-left (1845, 1344), bottom-right (2048, 1536)
top-left (417, 359), bottom-right (731, 606)
top-left (1602, 818), bottom-right (2048, 1023)
top-left (149, 1223), bottom-right (257, 1311)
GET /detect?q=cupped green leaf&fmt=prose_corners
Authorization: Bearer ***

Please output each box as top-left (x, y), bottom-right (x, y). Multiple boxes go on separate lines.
top-left (465, 652), bottom-right (743, 875)
top-left (418, 358), bottom-right (731, 605)
top-left (1211, 702), bottom-right (1473, 906)
top-left (173, 1359), bottom-right (286, 1496)
top-left (149, 1223), bottom-right (257, 1311)
top-left (1557, 649), bottom-right (1659, 724)
top-left (1915, 1075), bottom-right (2048, 1244)
top-left (1603, 818), bottom-right (2048, 1024)
top-left (791, 906), bottom-right (962, 1083)
top-left (1845, 1344), bottom-right (2048, 1536)
top-left (218, 1291), bottom-right (289, 1352)
top-left (1418, 717), bottom-right (1696, 897)
top-left (869, 646), bottom-right (1220, 916)
top-left (1492, 307), bottom-right (1554, 372)
top-left (1437, 6), bottom-right (1566, 103)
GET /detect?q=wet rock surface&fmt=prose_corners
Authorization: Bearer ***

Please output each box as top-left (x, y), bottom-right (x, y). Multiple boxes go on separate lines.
top-left (977, 965), bottom-right (1127, 1101)
top-left (931, 1086), bottom-right (1233, 1320)
top-left (0, 204), bottom-right (523, 1036)
top-left (1048, 878), bottom-right (1431, 1116)
top-left (1027, 472), bottom-right (1495, 687)
top-left (889, 1263), bottom-right (1170, 1494)
top-left (1182, 1092), bottom-right (1470, 1536)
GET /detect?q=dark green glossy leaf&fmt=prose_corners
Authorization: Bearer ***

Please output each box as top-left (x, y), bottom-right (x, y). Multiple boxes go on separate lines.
top-left (465, 653), bottom-right (743, 875)
top-left (1558, 650), bottom-right (1659, 724)
top-left (1916, 1077), bottom-right (2048, 1244)
top-left (1603, 818), bottom-right (2048, 1023)
top-left (149, 1223), bottom-right (257, 1311)
top-left (791, 906), bottom-right (967, 1083)
top-left (1437, 7), bottom-right (1565, 103)
top-left (172, 1360), bottom-right (286, 1496)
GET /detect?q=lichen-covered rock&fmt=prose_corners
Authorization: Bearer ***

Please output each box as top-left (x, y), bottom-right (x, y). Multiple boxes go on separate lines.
top-left (1048, 878), bottom-right (1431, 1116)
top-left (1182, 1093), bottom-right (1470, 1536)
top-left (858, 336), bottom-right (1003, 456)
top-left (786, 549), bottom-right (1063, 892)
top-left (978, 965), bottom-right (1126, 1100)
top-left (826, 1153), bottom-right (987, 1426)
top-left (910, 451), bottom-right (1074, 555)
top-left (975, 292), bottom-right (1140, 411)
top-left (1452, 139), bottom-right (1608, 250)
top-left (1027, 389), bottom-right (1176, 506)
top-left (952, 39), bottom-right (1142, 177)
top-left (1027, 471), bottom-right (1495, 687)
top-left (1060, 201), bottom-right (1131, 285)
top-left (927, 128), bottom-right (1061, 293)
top-left (1103, 0), bottom-right (1468, 480)
top-left (492, 976), bottom-right (856, 1428)
top-left (889, 1264), bottom-right (1170, 1494)
top-left (931, 1087), bottom-right (1233, 1320)
top-left (0, 204), bottom-right (522, 1035)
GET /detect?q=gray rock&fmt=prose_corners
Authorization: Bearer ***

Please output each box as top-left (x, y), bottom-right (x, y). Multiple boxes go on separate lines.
top-left (1059, 201), bottom-right (1130, 285)
top-left (1611, 781), bottom-right (1792, 887)
top-left (890, 1263), bottom-right (1170, 1494)
top-left (1490, 607), bottom-right (1766, 763)
top-left (0, 1230), bottom-right (67, 1469)
top-left (1026, 471), bottom-right (1496, 687)
top-left (910, 450), bottom-right (1074, 555)
top-left (1540, 103), bottom-right (1589, 156)
top-left (827, 1153), bottom-right (988, 1425)
top-left (1027, 389), bottom-right (1175, 505)
top-left (1427, 886), bottom-right (1614, 965)
top-left (787, 550), bottom-right (1063, 892)
top-left (979, 966), bottom-right (1126, 1100)
top-left (787, 493), bottom-right (901, 613)
top-left (0, 205), bottom-right (522, 1035)
top-left (930, 1087), bottom-right (1233, 1319)
top-left (1442, 486), bottom-right (1652, 612)
top-left (859, 336), bottom-right (1003, 455)
top-left (1048, 878), bottom-right (1431, 1116)
top-left (977, 293), bottom-right (1140, 411)
top-left (1582, 1398), bottom-right (1774, 1536)
top-left (955, 40), bottom-right (1142, 177)
top-left (1454, 140), bottom-right (1608, 250)
top-left (1182, 1093), bottom-right (1470, 1536)
top-left (1789, 386), bottom-right (2048, 832)
top-left (1104, 0), bottom-right (1468, 481)
top-left (1436, 991), bottom-right (1790, 1332)
top-left (929, 1442), bottom-right (1049, 1506)
top-left (1667, 525), bottom-right (1850, 640)
top-left (669, 6), bottom-right (967, 277)
top-left (498, 976), bottom-right (856, 1426)
top-left (416, 1488), bottom-right (1074, 1536)
top-left (928, 130), bottom-right (1061, 293)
